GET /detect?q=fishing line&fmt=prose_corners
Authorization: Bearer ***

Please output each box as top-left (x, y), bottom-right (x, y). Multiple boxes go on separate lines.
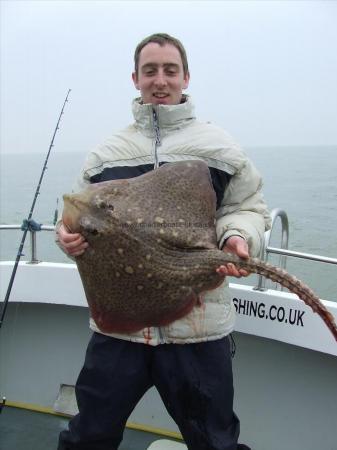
top-left (0, 89), bottom-right (71, 330)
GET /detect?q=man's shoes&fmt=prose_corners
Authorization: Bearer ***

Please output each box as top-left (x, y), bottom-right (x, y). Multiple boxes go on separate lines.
top-left (237, 445), bottom-right (251, 450)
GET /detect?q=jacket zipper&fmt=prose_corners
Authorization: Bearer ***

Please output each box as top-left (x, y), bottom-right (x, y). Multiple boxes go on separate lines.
top-left (152, 108), bottom-right (161, 169)
top-left (152, 107), bottom-right (164, 343)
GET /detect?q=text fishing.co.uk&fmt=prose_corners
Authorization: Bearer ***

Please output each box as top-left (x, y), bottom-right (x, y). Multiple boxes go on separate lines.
top-left (233, 297), bottom-right (305, 327)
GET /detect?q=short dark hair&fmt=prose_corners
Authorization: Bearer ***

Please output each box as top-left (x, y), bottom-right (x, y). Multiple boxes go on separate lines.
top-left (134, 33), bottom-right (189, 77)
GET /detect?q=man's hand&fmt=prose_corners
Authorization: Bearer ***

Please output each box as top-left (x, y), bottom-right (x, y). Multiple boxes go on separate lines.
top-left (57, 223), bottom-right (88, 257)
top-left (216, 236), bottom-right (250, 278)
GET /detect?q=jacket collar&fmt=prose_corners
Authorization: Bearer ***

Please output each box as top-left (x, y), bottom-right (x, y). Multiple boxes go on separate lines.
top-left (132, 94), bottom-right (196, 133)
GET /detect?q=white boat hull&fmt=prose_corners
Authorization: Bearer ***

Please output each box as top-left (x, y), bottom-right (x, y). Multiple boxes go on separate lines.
top-left (1, 261), bottom-right (337, 450)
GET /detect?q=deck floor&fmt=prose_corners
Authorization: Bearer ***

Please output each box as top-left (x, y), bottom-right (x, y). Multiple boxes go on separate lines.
top-left (0, 406), bottom-right (182, 450)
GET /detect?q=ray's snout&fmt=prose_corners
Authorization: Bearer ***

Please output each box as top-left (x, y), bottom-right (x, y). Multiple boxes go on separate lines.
top-left (62, 192), bottom-right (91, 233)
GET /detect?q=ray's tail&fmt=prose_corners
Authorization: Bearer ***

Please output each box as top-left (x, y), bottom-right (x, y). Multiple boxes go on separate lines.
top-left (221, 253), bottom-right (337, 342)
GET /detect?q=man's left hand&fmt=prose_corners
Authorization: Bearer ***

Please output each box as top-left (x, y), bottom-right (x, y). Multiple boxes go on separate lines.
top-left (216, 236), bottom-right (250, 278)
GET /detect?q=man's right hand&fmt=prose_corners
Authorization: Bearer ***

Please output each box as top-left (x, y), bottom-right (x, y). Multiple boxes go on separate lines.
top-left (57, 223), bottom-right (88, 257)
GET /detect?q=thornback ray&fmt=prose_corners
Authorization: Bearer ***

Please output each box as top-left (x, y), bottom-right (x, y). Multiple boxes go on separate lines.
top-left (62, 160), bottom-right (337, 341)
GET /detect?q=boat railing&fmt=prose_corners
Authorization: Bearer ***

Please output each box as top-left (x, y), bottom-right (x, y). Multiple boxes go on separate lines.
top-left (1, 209), bottom-right (337, 277)
top-left (0, 223), bottom-right (55, 264)
top-left (255, 208), bottom-right (337, 291)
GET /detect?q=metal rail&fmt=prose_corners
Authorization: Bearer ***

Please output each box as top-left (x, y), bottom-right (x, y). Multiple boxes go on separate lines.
top-left (266, 247), bottom-right (337, 265)
top-left (0, 225), bottom-right (55, 264)
top-left (255, 208), bottom-right (337, 291)
top-left (255, 208), bottom-right (289, 291)
top-left (1, 210), bottom-right (336, 270)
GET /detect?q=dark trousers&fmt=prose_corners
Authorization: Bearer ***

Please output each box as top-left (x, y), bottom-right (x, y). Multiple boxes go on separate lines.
top-left (58, 333), bottom-right (240, 450)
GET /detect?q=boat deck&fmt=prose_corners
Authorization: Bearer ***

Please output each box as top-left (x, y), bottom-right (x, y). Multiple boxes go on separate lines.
top-left (0, 406), bottom-right (183, 450)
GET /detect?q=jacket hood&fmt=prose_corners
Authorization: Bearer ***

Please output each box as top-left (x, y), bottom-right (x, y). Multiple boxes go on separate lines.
top-left (132, 94), bottom-right (196, 134)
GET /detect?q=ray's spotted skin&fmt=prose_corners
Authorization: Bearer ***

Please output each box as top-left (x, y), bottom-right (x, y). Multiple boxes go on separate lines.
top-left (62, 161), bottom-right (337, 341)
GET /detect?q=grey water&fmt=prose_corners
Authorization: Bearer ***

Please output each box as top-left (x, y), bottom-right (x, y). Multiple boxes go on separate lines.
top-left (1, 146), bottom-right (336, 301)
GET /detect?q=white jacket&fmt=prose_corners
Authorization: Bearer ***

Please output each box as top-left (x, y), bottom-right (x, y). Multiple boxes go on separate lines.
top-left (64, 96), bottom-right (271, 345)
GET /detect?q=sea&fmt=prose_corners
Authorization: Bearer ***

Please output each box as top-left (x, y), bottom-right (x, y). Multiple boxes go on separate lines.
top-left (1, 146), bottom-right (336, 302)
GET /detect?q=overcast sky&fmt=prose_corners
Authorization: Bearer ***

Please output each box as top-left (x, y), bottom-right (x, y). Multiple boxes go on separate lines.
top-left (1, 0), bottom-right (337, 154)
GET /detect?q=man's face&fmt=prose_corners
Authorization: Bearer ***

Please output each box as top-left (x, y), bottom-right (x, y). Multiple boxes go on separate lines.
top-left (132, 43), bottom-right (190, 105)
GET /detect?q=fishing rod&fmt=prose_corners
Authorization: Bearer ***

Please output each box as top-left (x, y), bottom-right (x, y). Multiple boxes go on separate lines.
top-left (0, 89), bottom-right (71, 330)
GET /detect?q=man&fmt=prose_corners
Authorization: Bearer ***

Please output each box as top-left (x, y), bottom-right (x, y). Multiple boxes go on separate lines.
top-left (57, 33), bottom-right (270, 450)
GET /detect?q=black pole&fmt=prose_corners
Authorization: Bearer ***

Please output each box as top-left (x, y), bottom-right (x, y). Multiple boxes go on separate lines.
top-left (0, 89), bottom-right (71, 329)
top-left (0, 397), bottom-right (6, 414)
